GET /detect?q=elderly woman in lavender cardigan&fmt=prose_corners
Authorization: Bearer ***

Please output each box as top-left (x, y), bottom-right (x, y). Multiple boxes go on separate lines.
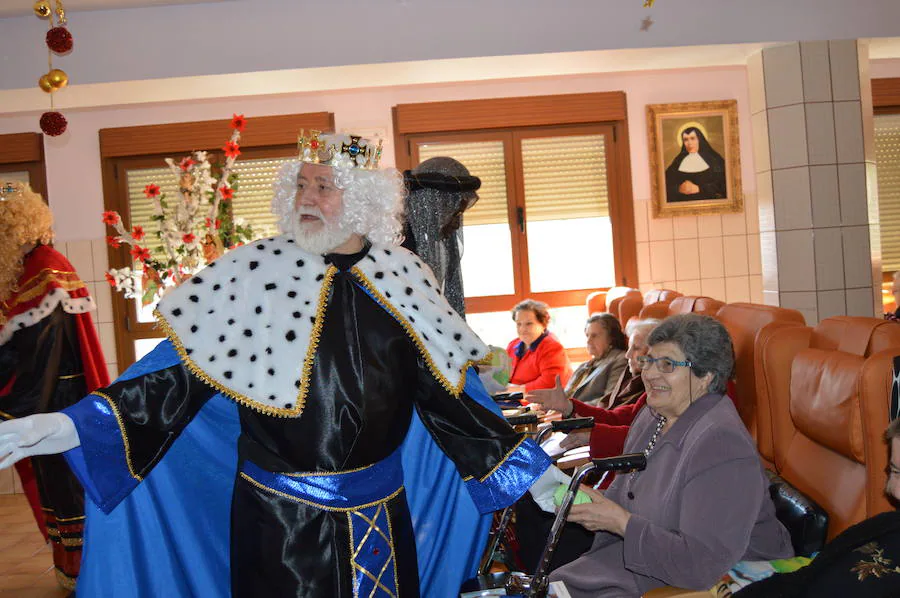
top-left (549, 314), bottom-right (793, 597)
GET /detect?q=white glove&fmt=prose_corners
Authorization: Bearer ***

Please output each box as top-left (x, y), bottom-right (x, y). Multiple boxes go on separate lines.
top-left (0, 413), bottom-right (80, 469)
top-left (528, 465), bottom-right (572, 513)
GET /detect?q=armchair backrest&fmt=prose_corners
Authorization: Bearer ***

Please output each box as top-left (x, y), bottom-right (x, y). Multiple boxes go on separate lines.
top-left (715, 302), bottom-right (805, 466)
top-left (760, 317), bottom-right (900, 539)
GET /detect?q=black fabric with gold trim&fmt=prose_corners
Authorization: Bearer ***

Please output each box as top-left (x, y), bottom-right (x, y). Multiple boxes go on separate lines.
top-left (67, 240), bottom-right (537, 597)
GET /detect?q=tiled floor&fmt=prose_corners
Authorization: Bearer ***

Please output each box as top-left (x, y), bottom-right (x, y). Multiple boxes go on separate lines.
top-left (0, 494), bottom-right (70, 597)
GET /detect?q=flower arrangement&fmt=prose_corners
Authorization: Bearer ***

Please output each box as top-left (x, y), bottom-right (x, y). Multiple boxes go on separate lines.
top-left (104, 114), bottom-right (254, 305)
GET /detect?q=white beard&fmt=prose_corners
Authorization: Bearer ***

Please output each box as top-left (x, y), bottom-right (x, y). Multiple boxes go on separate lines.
top-left (290, 208), bottom-right (352, 255)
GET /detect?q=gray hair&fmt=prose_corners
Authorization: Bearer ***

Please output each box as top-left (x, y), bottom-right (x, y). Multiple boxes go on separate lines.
top-left (647, 314), bottom-right (734, 394)
top-left (271, 160), bottom-right (404, 246)
top-left (625, 317), bottom-right (661, 339)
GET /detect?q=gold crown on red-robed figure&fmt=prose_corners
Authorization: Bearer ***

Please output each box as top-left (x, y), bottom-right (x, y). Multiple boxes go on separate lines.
top-left (297, 130), bottom-right (383, 170)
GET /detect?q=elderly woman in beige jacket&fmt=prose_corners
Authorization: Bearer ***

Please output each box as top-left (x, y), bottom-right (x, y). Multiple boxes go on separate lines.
top-left (565, 313), bottom-right (628, 406)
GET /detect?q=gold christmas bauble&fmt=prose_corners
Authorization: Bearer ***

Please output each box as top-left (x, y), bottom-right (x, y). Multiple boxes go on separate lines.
top-left (33, 0), bottom-right (51, 18)
top-left (47, 68), bottom-right (68, 89)
top-left (38, 74), bottom-right (55, 93)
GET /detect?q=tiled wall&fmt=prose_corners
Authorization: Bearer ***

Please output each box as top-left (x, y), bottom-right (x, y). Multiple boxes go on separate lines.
top-left (53, 238), bottom-right (121, 381)
top-left (748, 41), bottom-right (881, 324)
top-left (0, 238), bottom-right (120, 495)
top-left (634, 194), bottom-right (763, 303)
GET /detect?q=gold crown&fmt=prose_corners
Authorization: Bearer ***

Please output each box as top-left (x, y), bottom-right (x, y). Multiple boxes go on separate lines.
top-left (297, 130), bottom-right (383, 170)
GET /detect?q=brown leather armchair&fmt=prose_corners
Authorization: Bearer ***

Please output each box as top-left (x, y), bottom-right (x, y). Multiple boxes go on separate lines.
top-left (606, 287), bottom-right (643, 328)
top-left (759, 316), bottom-right (900, 539)
top-left (640, 295), bottom-right (726, 320)
top-left (586, 290), bottom-right (607, 315)
top-left (715, 303), bottom-right (806, 468)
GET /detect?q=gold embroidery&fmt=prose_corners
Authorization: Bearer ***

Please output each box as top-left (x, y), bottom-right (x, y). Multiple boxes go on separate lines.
top-left (40, 507), bottom-right (85, 522)
top-left (281, 460), bottom-right (373, 477)
top-left (47, 531), bottom-right (83, 547)
top-left (296, 266), bottom-right (337, 416)
top-left (351, 503), bottom-right (397, 598)
top-left (7, 269), bottom-right (85, 308)
top-left (92, 391), bottom-right (143, 481)
top-left (0, 410), bottom-right (14, 420)
top-left (238, 471), bottom-right (403, 512)
top-left (58, 372), bottom-right (84, 380)
top-left (350, 267), bottom-right (480, 397)
top-left (151, 265), bottom-right (337, 419)
top-left (478, 435), bottom-right (526, 483)
top-left (348, 512), bottom-right (360, 598)
top-left (851, 541), bottom-right (900, 581)
top-left (54, 568), bottom-right (77, 590)
top-left (385, 500), bottom-right (400, 597)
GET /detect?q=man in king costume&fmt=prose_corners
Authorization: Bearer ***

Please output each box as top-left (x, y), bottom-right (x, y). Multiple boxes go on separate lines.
top-left (0, 181), bottom-right (110, 591)
top-left (0, 134), bottom-right (550, 597)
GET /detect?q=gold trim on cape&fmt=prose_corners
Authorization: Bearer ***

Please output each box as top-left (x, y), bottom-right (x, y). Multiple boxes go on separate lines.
top-left (152, 266), bottom-right (337, 418)
top-left (350, 267), bottom-right (481, 397)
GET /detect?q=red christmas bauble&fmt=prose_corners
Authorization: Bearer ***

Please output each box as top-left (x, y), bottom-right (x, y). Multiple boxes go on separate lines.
top-left (40, 111), bottom-right (67, 136)
top-left (46, 26), bottom-right (74, 54)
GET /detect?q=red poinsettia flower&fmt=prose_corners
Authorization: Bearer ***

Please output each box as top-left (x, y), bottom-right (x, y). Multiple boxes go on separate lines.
top-left (179, 157), bottom-right (196, 171)
top-left (205, 217), bottom-right (222, 230)
top-left (105, 272), bottom-right (117, 287)
top-left (182, 233), bottom-right (196, 244)
top-left (223, 141), bottom-right (241, 159)
top-left (231, 113), bottom-right (246, 132)
top-left (144, 184), bottom-right (161, 198)
top-left (130, 245), bottom-right (151, 262)
top-left (131, 225), bottom-right (145, 241)
top-left (106, 235), bottom-right (121, 248)
top-left (219, 186), bottom-right (234, 201)
top-left (102, 211), bottom-right (120, 226)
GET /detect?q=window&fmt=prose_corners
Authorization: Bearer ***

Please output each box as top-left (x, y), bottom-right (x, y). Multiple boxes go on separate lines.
top-left (100, 113), bottom-right (334, 368)
top-left (873, 77), bottom-right (900, 313)
top-left (395, 93), bottom-right (636, 355)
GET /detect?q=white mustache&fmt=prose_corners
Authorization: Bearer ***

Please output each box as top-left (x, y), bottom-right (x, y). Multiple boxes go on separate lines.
top-left (294, 207), bottom-right (324, 221)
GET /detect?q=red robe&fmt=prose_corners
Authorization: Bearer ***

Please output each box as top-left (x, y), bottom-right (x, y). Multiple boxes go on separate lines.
top-left (0, 244), bottom-right (109, 590)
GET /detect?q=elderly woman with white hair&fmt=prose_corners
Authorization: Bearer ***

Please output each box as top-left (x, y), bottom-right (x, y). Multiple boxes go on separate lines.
top-left (548, 314), bottom-right (793, 597)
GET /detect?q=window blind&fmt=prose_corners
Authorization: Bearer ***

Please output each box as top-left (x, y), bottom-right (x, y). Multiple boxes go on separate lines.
top-left (125, 156), bottom-right (293, 262)
top-left (521, 134), bottom-right (608, 221)
top-left (416, 140), bottom-right (509, 226)
top-left (875, 114), bottom-right (900, 272)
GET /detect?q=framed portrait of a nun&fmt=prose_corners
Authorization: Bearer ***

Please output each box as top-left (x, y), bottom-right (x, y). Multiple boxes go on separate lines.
top-left (647, 100), bottom-right (743, 218)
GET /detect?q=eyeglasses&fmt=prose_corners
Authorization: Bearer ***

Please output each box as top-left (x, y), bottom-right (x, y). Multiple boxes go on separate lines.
top-left (637, 355), bottom-right (692, 374)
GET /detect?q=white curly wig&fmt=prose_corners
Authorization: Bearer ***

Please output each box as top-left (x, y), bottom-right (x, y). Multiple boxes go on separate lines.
top-left (271, 141), bottom-right (405, 247)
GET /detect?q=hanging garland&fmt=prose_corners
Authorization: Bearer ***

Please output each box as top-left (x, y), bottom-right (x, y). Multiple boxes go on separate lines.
top-left (33, 0), bottom-right (72, 136)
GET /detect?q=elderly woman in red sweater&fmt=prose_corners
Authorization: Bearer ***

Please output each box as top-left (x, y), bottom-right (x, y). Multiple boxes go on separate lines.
top-left (506, 299), bottom-right (572, 392)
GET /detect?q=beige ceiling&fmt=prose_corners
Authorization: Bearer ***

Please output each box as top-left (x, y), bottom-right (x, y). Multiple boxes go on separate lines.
top-left (0, 0), bottom-right (222, 18)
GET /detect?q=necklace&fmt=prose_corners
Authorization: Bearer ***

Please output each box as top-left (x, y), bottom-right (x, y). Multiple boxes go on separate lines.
top-left (626, 412), bottom-right (667, 500)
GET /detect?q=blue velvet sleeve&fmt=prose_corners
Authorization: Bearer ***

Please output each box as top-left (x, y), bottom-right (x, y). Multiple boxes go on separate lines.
top-left (63, 340), bottom-right (215, 513)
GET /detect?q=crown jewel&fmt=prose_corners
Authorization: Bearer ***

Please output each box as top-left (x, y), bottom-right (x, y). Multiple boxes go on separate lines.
top-left (297, 130), bottom-right (383, 170)
top-left (0, 181), bottom-right (23, 202)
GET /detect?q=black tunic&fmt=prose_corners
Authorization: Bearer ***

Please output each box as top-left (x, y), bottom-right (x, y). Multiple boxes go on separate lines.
top-left (92, 244), bottom-right (526, 597)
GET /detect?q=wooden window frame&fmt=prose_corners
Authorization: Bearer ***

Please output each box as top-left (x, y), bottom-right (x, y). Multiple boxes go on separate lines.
top-left (392, 92), bottom-right (638, 316)
top-left (99, 112), bottom-right (334, 370)
top-left (0, 132), bottom-right (49, 200)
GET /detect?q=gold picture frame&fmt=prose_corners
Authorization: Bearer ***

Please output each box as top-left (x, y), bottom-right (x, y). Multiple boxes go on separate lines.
top-left (647, 100), bottom-right (743, 218)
